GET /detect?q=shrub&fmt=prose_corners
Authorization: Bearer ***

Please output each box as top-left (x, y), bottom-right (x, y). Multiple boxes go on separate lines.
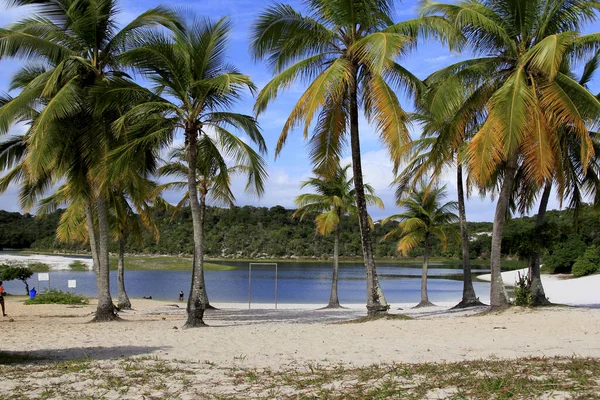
top-left (513, 272), bottom-right (531, 306)
top-left (68, 260), bottom-right (88, 271)
top-left (543, 236), bottom-right (587, 274)
top-left (24, 289), bottom-right (89, 305)
top-left (572, 245), bottom-right (600, 277)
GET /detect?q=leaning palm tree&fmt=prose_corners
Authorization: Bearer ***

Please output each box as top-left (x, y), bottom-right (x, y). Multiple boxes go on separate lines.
top-left (251, 0), bottom-right (458, 316)
top-left (0, 0), bottom-right (179, 321)
top-left (157, 138), bottom-right (267, 310)
top-left (384, 184), bottom-right (459, 308)
top-left (110, 16), bottom-right (267, 328)
top-left (421, 0), bottom-right (600, 308)
top-left (294, 164), bottom-right (383, 309)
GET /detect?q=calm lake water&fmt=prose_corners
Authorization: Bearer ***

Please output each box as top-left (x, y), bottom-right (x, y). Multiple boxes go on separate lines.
top-left (1, 254), bottom-right (492, 304)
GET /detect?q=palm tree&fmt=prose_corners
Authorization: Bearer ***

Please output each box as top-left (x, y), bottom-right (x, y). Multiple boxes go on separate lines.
top-left (384, 184), bottom-right (459, 308)
top-left (421, 0), bottom-right (600, 308)
top-left (111, 16), bottom-right (267, 328)
top-left (0, 0), bottom-right (178, 321)
top-left (294, 164), bottom-right (383, 309)
top-left (157, 139), bottom-right (267, 309)
top-left (250, 0), bottom-right (458, 316)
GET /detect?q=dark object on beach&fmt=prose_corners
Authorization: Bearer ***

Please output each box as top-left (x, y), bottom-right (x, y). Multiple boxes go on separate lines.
top-left (179, 291), bottom-right (184, 301)
top-left (143, 296), bottom-right (153, 300)
top-left (29, 287), bottom-right (37, 300)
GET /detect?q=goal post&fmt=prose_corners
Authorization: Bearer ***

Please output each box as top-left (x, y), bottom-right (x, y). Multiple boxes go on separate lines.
top-left (248, 263), bottom-right (278, 309)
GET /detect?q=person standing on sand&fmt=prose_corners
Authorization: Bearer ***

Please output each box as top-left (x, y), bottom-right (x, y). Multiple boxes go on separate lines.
top-left (0, 281), bottom-right (6, 317)
top-left (179, 291), bottom-right (184, 302)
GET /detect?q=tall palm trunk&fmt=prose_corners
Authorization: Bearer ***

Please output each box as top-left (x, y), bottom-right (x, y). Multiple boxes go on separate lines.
top-left (198, 192), bottom-right (212, 309)
top-left (349, 64), bottom-right (387, 316)
top-left (85, 199), bottom-right (100, 277)
top-left (489, 152), bottom-right (517, 308)
top-left (416, 233), bottom-right (434, 307)
top-left (184, 127), bottom-right (207, 328)
top-left (454, 163), bottom-right (484, 308)
top-left (528, 182), bottom-right (552, 306)
top-left (117, 236), bottom-right (131, 310)
top-left (325, 214), bottom-right (342, 308)
top-left (93, 196), bottom-right (117, 321)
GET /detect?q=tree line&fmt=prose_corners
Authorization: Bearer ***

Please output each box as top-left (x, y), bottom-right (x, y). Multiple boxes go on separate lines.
top-left (3, 205), bottom-right (600, 269)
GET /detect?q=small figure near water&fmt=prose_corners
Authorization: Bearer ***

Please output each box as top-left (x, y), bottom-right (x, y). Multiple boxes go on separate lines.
top-left (179, 291), bottom-right (184, 301)
top-left (0, 281), bottom-right (6, 317)
top-left (143, 296), bottom-right (152, 300)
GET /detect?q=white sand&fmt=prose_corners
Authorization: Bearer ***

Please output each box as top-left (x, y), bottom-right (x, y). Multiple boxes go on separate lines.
top-left (0, 253), bottom-right (93, 270)
top-left (2, 297), bottom-right (600, 369)
top-left (478, 268), bottom-right (600, 306)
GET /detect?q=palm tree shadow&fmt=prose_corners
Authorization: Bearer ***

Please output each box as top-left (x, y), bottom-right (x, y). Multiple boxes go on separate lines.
top-left (0, 346), bottom-right (165, 364)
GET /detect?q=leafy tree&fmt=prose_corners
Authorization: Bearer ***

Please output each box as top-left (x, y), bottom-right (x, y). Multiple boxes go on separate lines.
top-left (294, 164), bottom-right (383, 308)
top-left (544, 236), bottom-right (587, 274)
top-left (421, 0), bottom-right (600, 308)
top-left (384, 184), bottom-right (458, 307)
top-left (0, 264), bottom-right (33, 294)
top-left (112, 15), bottom-right (266, 328)
top-left (250, 0), bottom-right (457, 315)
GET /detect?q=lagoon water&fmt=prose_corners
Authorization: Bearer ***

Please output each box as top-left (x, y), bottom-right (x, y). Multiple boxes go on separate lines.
top-left (1, 254), bottom-right (492, 305)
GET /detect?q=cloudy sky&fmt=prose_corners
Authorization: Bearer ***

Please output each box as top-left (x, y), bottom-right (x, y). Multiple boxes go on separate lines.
top-left (1, 0), bottom-right (600, 221)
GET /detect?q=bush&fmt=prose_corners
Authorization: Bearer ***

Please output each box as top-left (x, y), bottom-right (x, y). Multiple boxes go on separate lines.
top-left (543, 236), bottom-right (587, 274)
top-left (24, 289), bottom-right (89, 305)
top-left (513, 272), bottom-right (531, 306)
top-left (572, 246), bottom-right (600, 277)
top-left (68, 260), bottom-right (88, 271)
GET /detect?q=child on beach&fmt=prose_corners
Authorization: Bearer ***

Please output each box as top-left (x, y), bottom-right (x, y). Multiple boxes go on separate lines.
top-left (0, 281), bottom-right (6, 317)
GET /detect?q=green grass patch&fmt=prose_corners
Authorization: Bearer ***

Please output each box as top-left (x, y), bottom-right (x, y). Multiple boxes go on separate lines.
top-left (108, 255), bottom-right (236, 271)
top-left (68, 260), bottom-right (89, 271)
top-left (335, 313), bottom-right (414, 324)
top-left (24, 289), bottom-right (89, 305)
top-left (26, 262), bottom-right (50, 272)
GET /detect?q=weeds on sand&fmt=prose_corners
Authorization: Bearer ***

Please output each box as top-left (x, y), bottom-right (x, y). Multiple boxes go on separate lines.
top-left (1, 356), bottom-right (599, 399)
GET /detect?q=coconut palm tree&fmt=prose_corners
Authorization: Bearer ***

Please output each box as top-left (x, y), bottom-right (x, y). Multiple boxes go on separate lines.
top-left (157, 138), bottom-right (267, 309)
top-left (384, 184), bottom-right (459, 308)
top-left (420, 0), bottom-right (600, 308)
top-left (110, 15), bottom-right (266, 328)
top-left (251, 0), bottom-right (459, 315)
top-left (0, 0), bottom-right (179, 321)
top-left (294, 164), bottom-right (383, 309)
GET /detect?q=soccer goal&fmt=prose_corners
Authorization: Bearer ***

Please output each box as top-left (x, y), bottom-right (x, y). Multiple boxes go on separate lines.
top-left (248, 263), bottom-right (278, 309)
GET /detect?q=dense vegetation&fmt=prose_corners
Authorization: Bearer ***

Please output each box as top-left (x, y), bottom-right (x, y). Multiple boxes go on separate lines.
top-left (2, 204), bottom-right (599, 272)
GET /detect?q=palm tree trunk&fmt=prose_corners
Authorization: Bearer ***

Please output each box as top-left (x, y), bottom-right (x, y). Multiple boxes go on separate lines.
top-left (415, 234), bottom-right (434, 308)
top-left (85, 200), bottom-right (100, 276)
top-left (326, 218), bottom-right (342, 308)
top-left (117, 236), bottom-right (131, 310)
top-left (349, 63), bottom-right (387, 316)
top-left (489, 152), bottom-right (517, 309)
top-left (92, 196), bottom-right (117, 321)
top-left (529, 182), bottom-right (552, 306)
top-left (454, 162), bottom-right (484, 308)
top-left (184, 127), bottom-right (207, 328)
top-left (198, 192), bottom-right (213, 309)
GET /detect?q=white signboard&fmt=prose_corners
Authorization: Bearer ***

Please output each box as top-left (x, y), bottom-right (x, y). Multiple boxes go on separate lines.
top-left (68, 280), bottom-right (76, 288)
top-left (38, 273), bottom-right (49, 281)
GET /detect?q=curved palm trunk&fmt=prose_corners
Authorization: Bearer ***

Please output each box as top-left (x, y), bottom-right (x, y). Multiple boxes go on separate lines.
top-left (528, 182), bottom-right (552, 306)
top-left (454, 163), bottom-right (484, 308)
top-left (85, 200), bottom-right (100, 276)
top-left (92, 196), bottom-right (117, 321)
top-left (198, 192), bottom-right (214, 310)
top-left (184, 127), bottom-right (207, 328)
top-left (489, 152), bottom-right (517, 309)
top-left (117, 236), bottom-right (131, 310)
top-left (349, 64), bottom-right (387, 316)
top-left (325, 219), bottom-right (342, 308)
top-left (415, 234), bottom-right (434, 308)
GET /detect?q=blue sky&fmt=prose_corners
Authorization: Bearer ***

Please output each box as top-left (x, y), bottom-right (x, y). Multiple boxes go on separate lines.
top-left (1, 0), bottom-right (600, 222)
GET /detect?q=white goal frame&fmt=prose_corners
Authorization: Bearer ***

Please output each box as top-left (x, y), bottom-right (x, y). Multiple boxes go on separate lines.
top-left (248, 263), bottom-right (278, 309)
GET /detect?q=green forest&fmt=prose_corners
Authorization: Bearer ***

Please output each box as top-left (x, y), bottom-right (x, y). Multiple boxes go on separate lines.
top-left (1, 204), bottom-right (598, 269)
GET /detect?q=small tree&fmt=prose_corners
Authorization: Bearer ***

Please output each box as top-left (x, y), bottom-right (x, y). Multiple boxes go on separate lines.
top-left (572, 246), bottom-right (600, 277)
top-left (0, 265), bottom-right (34, 294)
top-left (384, 184), bottom-right (459, 308)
